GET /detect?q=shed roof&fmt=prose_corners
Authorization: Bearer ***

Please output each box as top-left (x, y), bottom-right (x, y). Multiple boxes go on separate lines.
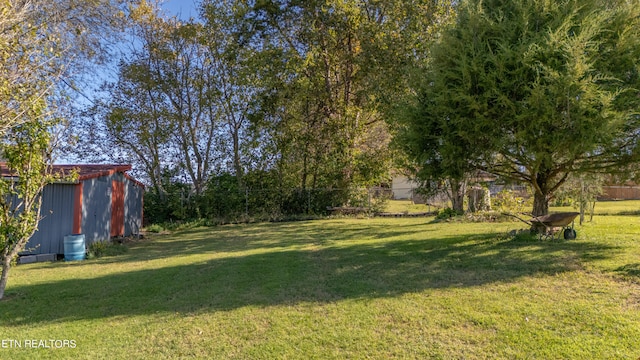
top-left (51, 164), bottom-right (132, 180)
top-left (1, 163), bottom-right (144, 188)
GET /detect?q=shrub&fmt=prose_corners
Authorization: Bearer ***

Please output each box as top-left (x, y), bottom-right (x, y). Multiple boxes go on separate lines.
top-left (146, 224), bottom-right (164, 233)
top-left (493, 189), bottom-right (532, 214)
top-left (87, 241), bottom-right (128, 259)
top-left (436, 207), bottom-right (462, 220)
top-left (464, 210), bottom-right (515, 223)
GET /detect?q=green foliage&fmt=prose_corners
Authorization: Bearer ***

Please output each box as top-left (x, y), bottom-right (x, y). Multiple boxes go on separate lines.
top-left (397, 0), bottom-right (640, 217)
top-left (87, 241), bottom-right (128, 259)
top-left (143, 169), bottom-right (393, 225)
top-left (368, 190), bottom-right (392, 215)
top-left (435, 207), bottom-right (463, 220)
top-left (90, 6), bottom-right (224, 198)
top-left (87, 241), bottom-right (108, 259)
top-left (142, 167), bottom-right (203, 224)
top-left (239, 0), bottom-right (453, 195)
top-left (509, 230), bottom-right (539, 243)
top-left (554, 173), bottom-right (605, 224)
top-left (0, 97), bottom-right (58, 299)
top-left (77, 0), bottom-right (454, 227)
top-left (203, 173), bottom-right (248, 220)
top-left (145, 224), bottom-right (164, 233)
top-left (0, 0), bottom-right (135, 300)
top-left (202, 170), bottom-right (359, 221)
top-left (494, 190), bottom-right (534, 215)
top-left (98, 0), bottom-right (425, 210)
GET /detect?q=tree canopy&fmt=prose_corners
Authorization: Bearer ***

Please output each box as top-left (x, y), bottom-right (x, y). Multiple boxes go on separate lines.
top-left (73, 0), bottom-right (454, 221)
top-left (397, 0), bottom-right (640, 216)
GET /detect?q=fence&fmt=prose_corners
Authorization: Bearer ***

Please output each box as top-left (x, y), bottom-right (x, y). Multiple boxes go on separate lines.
top-left (204, 187), bottom-right (394, 219)
top-left (389, 186), bottom-right (449, 205)
top-left (599, 186), bottom-right (640, 200)
top-left (145, 183), bottom-right (537, 225)
top-left (390, 184), bottom-right (529, 203)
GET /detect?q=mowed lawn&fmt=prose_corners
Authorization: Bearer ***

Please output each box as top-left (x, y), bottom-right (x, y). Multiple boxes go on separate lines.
top-left (1, 205), bottom-right (640, 359)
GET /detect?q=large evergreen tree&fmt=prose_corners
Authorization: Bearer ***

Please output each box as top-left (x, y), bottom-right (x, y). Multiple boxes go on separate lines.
top-left (398, 0), bottom-right (640, 216)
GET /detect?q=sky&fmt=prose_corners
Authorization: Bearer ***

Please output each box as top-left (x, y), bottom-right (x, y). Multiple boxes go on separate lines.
top-left (58, 0), bottom-right (200, 165)
top-left (162, 0), bottom-right (200, 20)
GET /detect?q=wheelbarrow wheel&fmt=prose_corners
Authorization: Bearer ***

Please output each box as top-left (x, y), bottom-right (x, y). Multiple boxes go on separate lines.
top-left (563, 228), bottom-right (577, 240)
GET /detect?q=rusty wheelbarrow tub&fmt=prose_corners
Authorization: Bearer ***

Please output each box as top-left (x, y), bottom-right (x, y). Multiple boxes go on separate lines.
top-left (530, 212), bottom-right (580, 240)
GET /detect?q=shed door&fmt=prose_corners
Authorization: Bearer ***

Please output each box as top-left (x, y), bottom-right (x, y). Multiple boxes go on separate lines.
top-left (111, 180), bottom-right (125, 237)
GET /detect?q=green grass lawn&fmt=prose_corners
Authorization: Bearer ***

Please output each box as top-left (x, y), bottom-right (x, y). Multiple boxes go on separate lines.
top-left (383, 200), bottom-right (435, 214)
top-left (385, 198), bottom-right (640, 216)
top-left (552, 199), bottom-right (640, 216)
top-left (1, 209), bottom-right (640, 359)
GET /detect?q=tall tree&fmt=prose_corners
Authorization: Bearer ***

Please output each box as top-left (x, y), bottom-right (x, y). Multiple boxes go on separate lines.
top-left (0, 1), bottom-right (55, 296)
top-left (244, 0), bottom-right (453, 194)
top-left (201, 0), bottom-right (257, 186)
top-left (93, 3), bottom-right (220, 197)
top-left (0, 0), bottom-right (127, 299)
top-left (398, 0), bottom-right (640, 216)
top-left (101, 58), bottom-right (175, 197)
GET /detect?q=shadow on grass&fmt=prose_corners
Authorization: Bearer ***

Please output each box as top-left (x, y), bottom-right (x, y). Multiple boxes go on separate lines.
top-left (614, 263), bottom-right (640, 278)
top-left (82, 221), bottom-right (440, 264)
top-left (0, 221), bottom-right (616, 326)
top-left (615, 210), bottom-right (640, 216)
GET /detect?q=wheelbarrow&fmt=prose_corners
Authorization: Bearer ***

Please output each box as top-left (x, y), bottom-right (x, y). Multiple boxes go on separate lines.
top-left (530, 212), bottom-right (579, 240)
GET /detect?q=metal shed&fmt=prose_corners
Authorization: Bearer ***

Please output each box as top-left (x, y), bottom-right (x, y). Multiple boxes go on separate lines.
top-left (19, 164), bottom-right (144, 255)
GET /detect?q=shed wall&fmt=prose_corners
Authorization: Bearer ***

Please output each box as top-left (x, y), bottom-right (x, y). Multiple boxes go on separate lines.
top-left (81, 175), bottom-right (113, 244)
top-left (20, 169), bottom-right (144, 255)
top-left (23, 184), bottom-right (75, 255)
top-left (124, 178), bottom-right (144, 236)
top-left (81, 172), bottom-right (144, 244)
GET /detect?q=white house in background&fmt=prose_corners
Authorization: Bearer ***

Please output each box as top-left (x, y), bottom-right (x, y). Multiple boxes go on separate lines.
top-left (391, 176), bottom-right (419, 200)
top-left (391, 171), bottom-right (506, 202)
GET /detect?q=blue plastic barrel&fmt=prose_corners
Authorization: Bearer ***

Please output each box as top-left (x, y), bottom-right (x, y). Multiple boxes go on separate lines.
top-left (64, 234), bottom-right (86, 261)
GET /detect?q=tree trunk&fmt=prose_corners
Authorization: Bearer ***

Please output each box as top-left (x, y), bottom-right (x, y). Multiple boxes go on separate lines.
top-left (233, 131), bottom-right (243, 188)
top-left (449, 179), bottom-right (466, 213)
top-left (0, 256), bottom-right (12, 300)
top-left (467, 187), bottom-right (490, 213)
top-left (451, 192), bottom-right (464, 213)
top-left (532, 190), bottom-right (549, 217)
